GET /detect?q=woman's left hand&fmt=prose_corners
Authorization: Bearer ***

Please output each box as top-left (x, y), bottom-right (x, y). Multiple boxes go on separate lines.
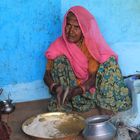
top-left (66, 86), bottom-right (83, 100)
top-left (55, 85), bottom-right (63, 107)
top-left (83, 73), bottom-right (96, 91)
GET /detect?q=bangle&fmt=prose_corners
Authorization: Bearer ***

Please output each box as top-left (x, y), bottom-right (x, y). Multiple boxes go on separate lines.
top-left (80, 85), bottom-right (86, 94)
top-left (50, 83), bottom-right (58, 91)
top-left (89, 87), bottom-right (96, 94)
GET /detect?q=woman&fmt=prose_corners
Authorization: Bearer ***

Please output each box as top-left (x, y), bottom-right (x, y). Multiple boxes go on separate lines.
top-left (44, 6), bottom-right (131, 114)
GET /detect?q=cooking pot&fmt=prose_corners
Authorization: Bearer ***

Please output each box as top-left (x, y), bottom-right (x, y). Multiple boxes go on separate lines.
top-left (0, 99), bottom-right (15, 114)
top-left (82, 115), bottom-right (117, 140)
top-left (123, 73), bottom-right (140, 79)
top-left (116, 122), bottom-right (140, 140)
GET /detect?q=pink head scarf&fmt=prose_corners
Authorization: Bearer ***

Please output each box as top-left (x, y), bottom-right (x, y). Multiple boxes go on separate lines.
top-left (46, 6), bottom-right (118, 82)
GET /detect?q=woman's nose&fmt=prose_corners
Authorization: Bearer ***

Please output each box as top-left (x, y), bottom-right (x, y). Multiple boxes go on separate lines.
top-left (69, 26), bottom-right (74, 34)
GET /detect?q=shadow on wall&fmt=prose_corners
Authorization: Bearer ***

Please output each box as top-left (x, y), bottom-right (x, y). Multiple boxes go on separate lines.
top-left (1, 42), bottom-right (140, 103)
top-left (111, 42), bottom-right (140, 76)
top-left (0, 80), bottom-right (50, 103)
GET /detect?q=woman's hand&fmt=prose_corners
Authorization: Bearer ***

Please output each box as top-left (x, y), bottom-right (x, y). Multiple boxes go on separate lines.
top-left (83, 73), bottom-right (96, 91)
top-left (55, 85), bottom-right (64, 107)
top-left (50, 84), bottom-right (64, 106)
top-left (64, 73), bottom-right (96, 101)
top-left (66, 86), bottom-right (83, 100)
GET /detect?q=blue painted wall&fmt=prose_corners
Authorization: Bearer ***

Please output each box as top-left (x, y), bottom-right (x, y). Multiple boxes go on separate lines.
top-left (61, 0), bottom-right (140, 76)
top-left (61, 0), bottom-right (140, 44)
top-left (0, 0), bottom-right (61, 86)
top-left (0, 0), bottom-right (61, 102)
top-left (0, 0), bottom-right (140, 102)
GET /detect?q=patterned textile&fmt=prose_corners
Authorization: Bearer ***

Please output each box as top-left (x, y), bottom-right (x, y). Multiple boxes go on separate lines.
top-left (47, 56), bottom-right (132, 113)
top-left (0, 121), bottom-right (11, 140)
top-left (46, 6), bottom-right (118, 82)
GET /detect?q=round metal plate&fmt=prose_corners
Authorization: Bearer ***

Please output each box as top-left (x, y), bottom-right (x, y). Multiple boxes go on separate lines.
top-left (22, 112), bottom-right (85, 139)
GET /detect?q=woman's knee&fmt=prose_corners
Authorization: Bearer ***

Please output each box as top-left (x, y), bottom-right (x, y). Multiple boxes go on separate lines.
top-left (54, 56), bottom-right (69, 64)
top-left (53, 56), bottom-right (72, 71)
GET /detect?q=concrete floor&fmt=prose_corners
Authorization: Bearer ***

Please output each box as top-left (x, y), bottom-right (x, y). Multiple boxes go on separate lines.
top-left (2, 99), bottom-right (100, 140)
top-left (2, 99), bottom-right (48, 140)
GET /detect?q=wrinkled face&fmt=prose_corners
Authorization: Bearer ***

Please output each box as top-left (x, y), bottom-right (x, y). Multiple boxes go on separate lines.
top-left (65, 12), bottom-right (83, 46)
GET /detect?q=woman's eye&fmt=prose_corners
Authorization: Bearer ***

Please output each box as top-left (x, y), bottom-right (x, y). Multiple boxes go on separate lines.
top-left (65, 25), bottom-right (70, 30)
top-left (75, 26), bottom-right (79, 28)
top-left (74, 26), bottom-right (80, 30)
top-left (66, 23), bottom-right (71, 27)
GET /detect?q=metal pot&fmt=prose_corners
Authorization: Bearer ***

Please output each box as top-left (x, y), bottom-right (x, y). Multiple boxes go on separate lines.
top-left (82, 115), bottom-right (117, 140)
top-left (127, 126), bottom-right (140, 140)
top-left (0, 99), bottom-right (15, 114)
top-left (116, 122), bottom-right (140, 140)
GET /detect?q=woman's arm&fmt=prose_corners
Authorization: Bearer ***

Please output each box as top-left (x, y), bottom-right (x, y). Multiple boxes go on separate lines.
top-left (44, 60), bottom-right (61, 93)
top-left (66, 72), bottom-right (96, 100)
top-left (82, 72), bottom-right (96, 91)
top-left (43, 70), bottom-right (64, 106)
top-left (43, 70), bottom-right (54, 88)
top-left (43, 70), bottom-right (62, 94)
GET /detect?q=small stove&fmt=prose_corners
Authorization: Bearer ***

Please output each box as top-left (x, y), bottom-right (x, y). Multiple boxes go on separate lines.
top-left (118, 76), bottom-right (140, 128)
top-left (110, 76), bottom-right (140, 139)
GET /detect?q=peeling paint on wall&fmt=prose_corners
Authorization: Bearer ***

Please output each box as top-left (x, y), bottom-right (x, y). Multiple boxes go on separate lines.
top-left (0, 0), bottom-right (61, 102)
top-left (61, 0), bottom-right (140, 75)
top-left (1, 0), bottom-right (140, 102)
top-left (0, 0), bottom-right (61, 86)
top-left (61, 0), bottom-right (140, 44)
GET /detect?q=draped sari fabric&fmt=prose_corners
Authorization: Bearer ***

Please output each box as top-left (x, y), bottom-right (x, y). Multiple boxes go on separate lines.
top-left (45, 6), bottom-right (132, 113)
top-left (46, 6), bottom-right (117, 83)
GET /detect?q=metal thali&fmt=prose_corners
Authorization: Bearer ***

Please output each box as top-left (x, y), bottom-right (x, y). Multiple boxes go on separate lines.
top-left (22, 112), bottom-right (85, 139)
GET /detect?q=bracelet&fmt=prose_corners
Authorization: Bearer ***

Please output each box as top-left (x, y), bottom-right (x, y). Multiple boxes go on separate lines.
top-left (80, 85), bottom-right (86, 94)
top-left (50, 83), bottom-right (58, 91)
top-left (89, 87), bottom-right (96, 94)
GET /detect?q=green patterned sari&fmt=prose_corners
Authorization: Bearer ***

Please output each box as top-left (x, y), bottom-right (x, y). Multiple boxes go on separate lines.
top-left (47, 56), bottom-right (132, 113)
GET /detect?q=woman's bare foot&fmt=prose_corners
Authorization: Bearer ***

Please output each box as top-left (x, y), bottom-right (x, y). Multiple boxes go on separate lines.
top-left (98, 107), bottom-right (115, 116)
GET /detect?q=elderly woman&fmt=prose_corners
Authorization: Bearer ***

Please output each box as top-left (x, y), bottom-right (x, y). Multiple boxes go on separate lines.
top-left (44, 6), bottom-right (131, 114)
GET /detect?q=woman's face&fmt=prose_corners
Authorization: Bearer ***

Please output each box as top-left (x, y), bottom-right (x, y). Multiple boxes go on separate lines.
top-left (65, 12), bottom-right (83, 46)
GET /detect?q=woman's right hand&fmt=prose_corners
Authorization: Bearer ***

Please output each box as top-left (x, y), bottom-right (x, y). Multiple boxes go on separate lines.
top-left (66, 86), bottom-right (83, 100)
top-left (49, 83), bottom-right (64, 106)
top-left (55, 85), bottom-right (64, 107)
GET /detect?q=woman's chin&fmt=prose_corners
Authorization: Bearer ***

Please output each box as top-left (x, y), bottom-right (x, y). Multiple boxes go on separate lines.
top-left (66, 37), bottom-right (76, 43)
